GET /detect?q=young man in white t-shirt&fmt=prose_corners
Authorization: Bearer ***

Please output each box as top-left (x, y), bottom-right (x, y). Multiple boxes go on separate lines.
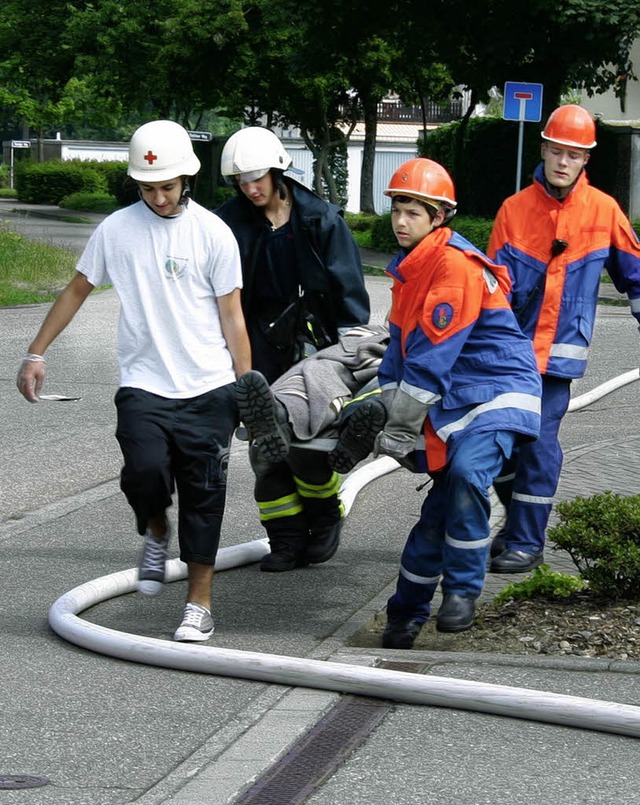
top-left (16, 120), bottom-right (251, 642)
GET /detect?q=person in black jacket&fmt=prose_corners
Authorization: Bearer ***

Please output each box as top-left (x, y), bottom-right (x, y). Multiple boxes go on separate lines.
top-left (216, 127), bottom-right (370, 572)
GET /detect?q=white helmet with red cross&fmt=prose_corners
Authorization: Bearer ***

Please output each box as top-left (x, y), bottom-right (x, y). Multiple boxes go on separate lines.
top-left (128, 120), bottom-right (201, 182)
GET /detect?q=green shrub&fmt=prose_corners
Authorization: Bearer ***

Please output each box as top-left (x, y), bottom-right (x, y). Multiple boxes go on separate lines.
top-left (548, 491), bottom-right (640, 599)
top-left (105, 163), bottom-right (139, 207)
top-left (451, 216), bottom-right (494, 254)
top-left (493, 565), bottom-right (585, 604)
top-left (0, 163), bottom-right (10, 188)
top-left (16, 160), bottom-right (107, 204)
top-left (60, 191), bottom-right (120, 214)
top-left (0, 187), bottom-right (18, 199)
top-left (344, 211), bottom-right (378, 232)
top-left (370, 213), bottom-right (397, 252)
top-left (209, 185), bottom-right (235, 209)
top-left (369, 212), bottom-right (495, 255)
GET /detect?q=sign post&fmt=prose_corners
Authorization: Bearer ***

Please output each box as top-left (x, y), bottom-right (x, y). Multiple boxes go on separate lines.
top-left (9, 140), bottom-right (31, 189)
top-left (502, 82), bottom-right (543, 192)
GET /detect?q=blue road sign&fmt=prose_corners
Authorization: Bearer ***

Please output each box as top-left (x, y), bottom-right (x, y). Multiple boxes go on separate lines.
top-left (503, 82), bottom-right (544, 123)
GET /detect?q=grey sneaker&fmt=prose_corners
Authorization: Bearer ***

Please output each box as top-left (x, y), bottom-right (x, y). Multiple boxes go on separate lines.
top-left (236, 370), bottom-right (291, 463)
top-left (173, 603), bottom-right (215, 642)
top-left (137, 525), bottom-right (170, 597)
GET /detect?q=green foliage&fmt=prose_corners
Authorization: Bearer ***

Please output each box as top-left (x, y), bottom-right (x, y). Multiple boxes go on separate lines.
top-left (367, 212), bottom-right (495, 254)
top-left (421, 117), bottom-right (541, 218)
top-left (344, 211), bottom-right (378, 248)
top-left (209, 185), bottom-right (235, 210)
top-left (60, 192), bottom-right (119, 214)
top-left (370, 213), bottom-right (398, 253)
top-left (0, 223), bottom-right (76, 305)
top-left (15, 160), bottom-right (107, 204)
top-left (0, 188), bottom-right (18, 199)
top-left (493, 565), bottom-right (585, 604)
top-left (451, 216), bottom-right (494, 254)
top-left (0, 163), bottom-right (10, 188)
top-left (548, 491), bottom-right (640, 599)
top-left (350, 229), bottom-right (372, 249)
top-left (421, 117), bottom-right (632, 219)
top-left (344, 212), bottom-right (378, 232)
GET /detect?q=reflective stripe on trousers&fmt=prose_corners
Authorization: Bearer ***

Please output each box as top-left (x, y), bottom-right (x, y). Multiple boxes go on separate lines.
top-left (493, 375), bottom-right (571, 553)
top-left (387, 430), bottom-right (516, 621)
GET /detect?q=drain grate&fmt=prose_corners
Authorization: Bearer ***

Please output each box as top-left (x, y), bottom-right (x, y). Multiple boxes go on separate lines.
top-left (0, 774), bottom-right (50, 790)
top-left (234, 661), bottom-right (426, 805)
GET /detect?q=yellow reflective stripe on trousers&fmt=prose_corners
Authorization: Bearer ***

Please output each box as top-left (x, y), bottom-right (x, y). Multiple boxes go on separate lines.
top-left (294, 472), bottom-right (341, 499)
top-left (257, 492), bottom-right (303, 523)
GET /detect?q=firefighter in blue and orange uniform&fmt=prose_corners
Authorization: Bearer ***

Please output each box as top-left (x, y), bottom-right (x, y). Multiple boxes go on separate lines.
top-left (488, 104), bottom-right (640, 574)
top-left (375, 158), bottom-right (542, 647)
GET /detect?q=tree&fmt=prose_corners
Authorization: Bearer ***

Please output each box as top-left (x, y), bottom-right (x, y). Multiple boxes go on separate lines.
top-left (424, 0), bottom-right (640, 120)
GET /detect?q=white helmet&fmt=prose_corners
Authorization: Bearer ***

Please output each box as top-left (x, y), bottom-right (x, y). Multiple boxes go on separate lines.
top-left (128, 120), bottom-right (201, 182)
top-left (220, 127), bottom-right (292, 181)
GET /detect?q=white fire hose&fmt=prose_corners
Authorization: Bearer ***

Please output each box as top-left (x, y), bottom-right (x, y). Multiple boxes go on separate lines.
top-left (49, 371), bottom-right (640, 738)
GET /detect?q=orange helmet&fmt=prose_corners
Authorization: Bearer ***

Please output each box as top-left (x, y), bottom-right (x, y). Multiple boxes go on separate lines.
top-left (541, 105), bottom-right (596, 149)
top-left (384, 158), bottom-right (457, 209)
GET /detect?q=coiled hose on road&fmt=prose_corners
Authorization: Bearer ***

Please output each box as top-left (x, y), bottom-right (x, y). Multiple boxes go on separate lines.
top-left (49, 371), bottom-right (640, 738)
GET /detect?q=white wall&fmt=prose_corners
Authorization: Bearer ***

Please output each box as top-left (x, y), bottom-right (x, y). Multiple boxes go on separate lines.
top-left (61, 144), bottom-right (129, 162)
top-left (280, 132), bottom-right (417, 214)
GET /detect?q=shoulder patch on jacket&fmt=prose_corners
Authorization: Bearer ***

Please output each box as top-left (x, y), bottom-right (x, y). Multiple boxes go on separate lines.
top-left (432, 302), bottom-right (455, 329)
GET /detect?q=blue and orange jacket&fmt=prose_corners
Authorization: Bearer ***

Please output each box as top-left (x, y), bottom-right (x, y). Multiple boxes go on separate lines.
top-left (379, 226), bottom-right (542, 473)
top-left (489, 163), bottom-right (640, 378)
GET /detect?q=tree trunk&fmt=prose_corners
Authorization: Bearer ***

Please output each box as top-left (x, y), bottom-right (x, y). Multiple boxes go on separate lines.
top-left (359, 96), bottom-right (378, 214)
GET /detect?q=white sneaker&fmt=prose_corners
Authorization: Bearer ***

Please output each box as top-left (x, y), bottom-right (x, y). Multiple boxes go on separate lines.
top-left (137, 525), bottom-right (170, 597)
top-left (173, 603), bottom-right (215, 642)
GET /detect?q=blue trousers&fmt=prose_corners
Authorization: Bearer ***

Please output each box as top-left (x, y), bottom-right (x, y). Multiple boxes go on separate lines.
top-left (493, 376), bottom-right (571, 555)
top-left (387, 430), bottom-right (516, 623)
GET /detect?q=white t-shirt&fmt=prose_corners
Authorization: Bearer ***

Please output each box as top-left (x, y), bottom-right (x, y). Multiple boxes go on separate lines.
top-left (77, 199), bottom-right (242, 398)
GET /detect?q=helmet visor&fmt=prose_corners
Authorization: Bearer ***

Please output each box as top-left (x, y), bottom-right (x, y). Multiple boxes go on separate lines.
top-left (234, 168), bottom-right (270, 184)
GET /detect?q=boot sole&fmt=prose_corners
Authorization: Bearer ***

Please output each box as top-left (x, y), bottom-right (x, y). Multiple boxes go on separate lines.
top-left (237, 372), bottom-right (290, 463)
top-left (329, 399), bottom-right (386, 474)
top-left (489, 555), bottom-right (544, 574)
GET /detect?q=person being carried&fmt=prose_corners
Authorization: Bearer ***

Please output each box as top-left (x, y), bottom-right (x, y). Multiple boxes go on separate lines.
top-left (216, 127), bottom-right (370, 571)
top-left (236, 323), bottom-right (389, 486)
top-left (372, 158), bottom-right (542, 647)
top-left (16, 120), bottom-right (251, 643)
top-left (487, 104), bottom-right (640, 574)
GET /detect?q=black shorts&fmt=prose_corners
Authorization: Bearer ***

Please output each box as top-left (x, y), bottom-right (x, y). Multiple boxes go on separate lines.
top-left (115, 384), bottom-right (238, 564)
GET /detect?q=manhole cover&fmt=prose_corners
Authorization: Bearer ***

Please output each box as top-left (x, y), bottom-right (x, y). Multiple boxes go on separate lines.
top-left (0, 774), bottom-right (50, 790)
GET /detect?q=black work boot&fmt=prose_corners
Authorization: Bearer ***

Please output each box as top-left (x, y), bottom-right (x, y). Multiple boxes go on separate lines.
top-left (382, 617), bottom-right (425, 649)
top-left (260, 541), bottom-right (309, 572)
top-left (236, 371), bottom-right (291, 464)
top-left (328, 398), bottom-right (387, 474)
top-left (436, 594), bottom-right (476, 633)
top-left (307, 520), bottom-right (343, 564)
top-left (490, 549), bottom-right (544, 574)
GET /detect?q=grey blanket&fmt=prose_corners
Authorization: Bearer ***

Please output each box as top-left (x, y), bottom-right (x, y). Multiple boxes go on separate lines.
top-left (271, 324), bottom-right (389, 440)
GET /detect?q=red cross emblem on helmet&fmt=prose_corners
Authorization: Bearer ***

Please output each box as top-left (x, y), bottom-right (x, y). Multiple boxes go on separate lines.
top-left (144, 150), bottom-right (158, 164)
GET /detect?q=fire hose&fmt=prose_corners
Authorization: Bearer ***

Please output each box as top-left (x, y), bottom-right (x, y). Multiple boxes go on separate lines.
top-left (49, 370), bottom-right (640, 738)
